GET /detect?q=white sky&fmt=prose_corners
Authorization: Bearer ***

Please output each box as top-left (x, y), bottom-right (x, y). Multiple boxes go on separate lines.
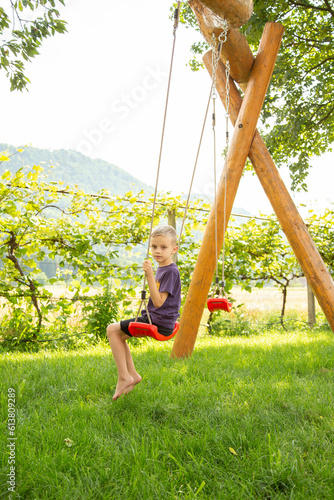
top-left (1, 0), bottom-right (333, 216)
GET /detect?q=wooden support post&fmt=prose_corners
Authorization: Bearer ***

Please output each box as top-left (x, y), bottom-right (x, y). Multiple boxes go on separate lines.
top-left (202, 53), bottom-right (334, 333)
top-left (171, 22), bottom-right (284, 358)
top-left (167, 208), bottom-right (176, 229)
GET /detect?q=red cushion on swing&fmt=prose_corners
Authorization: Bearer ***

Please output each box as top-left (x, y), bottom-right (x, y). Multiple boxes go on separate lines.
top-left (128, 321), bottom-right (179, 341)
top-left (207, 297), bottom-right (232, 313)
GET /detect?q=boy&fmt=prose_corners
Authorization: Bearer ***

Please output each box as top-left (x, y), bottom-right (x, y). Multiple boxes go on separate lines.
top-left (106, 225), bottom-right (181, 400)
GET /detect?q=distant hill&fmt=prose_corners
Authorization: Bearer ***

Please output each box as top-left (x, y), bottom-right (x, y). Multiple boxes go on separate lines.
top-left (0, 144), bottom-right (152, 195)
top-left (0, 144), bottom-right (251, 221)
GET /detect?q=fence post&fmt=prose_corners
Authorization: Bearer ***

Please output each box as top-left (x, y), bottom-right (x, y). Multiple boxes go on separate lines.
top-left (307, 282), bottom-right (316, 327)
top-left (167, 208), bottom-right (178, 263)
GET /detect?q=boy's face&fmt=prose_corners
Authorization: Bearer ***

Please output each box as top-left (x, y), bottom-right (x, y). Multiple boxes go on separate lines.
top-left (150, 235), bottom-right (178, 267)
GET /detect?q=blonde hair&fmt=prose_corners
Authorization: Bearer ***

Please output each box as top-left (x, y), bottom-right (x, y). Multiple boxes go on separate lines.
top-left (151, 225), bottom-right (178, 246)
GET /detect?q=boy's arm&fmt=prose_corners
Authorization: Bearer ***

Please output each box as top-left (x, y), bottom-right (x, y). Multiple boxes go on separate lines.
top-left (143, 260), bottom-right (169, 308)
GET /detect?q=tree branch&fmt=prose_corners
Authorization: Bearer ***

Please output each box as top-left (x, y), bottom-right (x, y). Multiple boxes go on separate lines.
top-left (306, 103), bottom-right (334, 129)
top-left (6, 231), bottom-right (42, 333)
top-left (288, 0), bottom-right (334, 15)
top-left (323, 0), bottom-right (334, 17)
top-left (305, 56), bottom-right (334, 75)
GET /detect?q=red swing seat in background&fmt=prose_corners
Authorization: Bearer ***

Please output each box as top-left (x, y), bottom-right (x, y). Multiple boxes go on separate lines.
top-left (207, 277), bottom-right (232, 313)
top-left (207, 297), bottom-right (232, 313)
top-left (128, 321), bottom-right (179, 341)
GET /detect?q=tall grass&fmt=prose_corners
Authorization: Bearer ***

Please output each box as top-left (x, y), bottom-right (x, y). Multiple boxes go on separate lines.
top-left (1, 325), bottom-right (334, 499)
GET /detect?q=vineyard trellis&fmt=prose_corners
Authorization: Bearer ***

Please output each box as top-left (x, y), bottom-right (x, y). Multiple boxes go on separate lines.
top-left (0, 163), bottom-right (333, 346)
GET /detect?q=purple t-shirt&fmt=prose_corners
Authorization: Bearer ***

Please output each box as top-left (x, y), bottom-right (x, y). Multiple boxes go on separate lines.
top-left (142, 263), bottom-right (181, 329)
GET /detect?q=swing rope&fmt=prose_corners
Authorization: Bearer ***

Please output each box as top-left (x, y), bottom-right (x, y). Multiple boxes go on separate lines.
top-left (206, 25), bottom-right (233, 314)
top-left (179, 23), bottom-right (229, 247)
top-left (135, 2), bottom-right (181, 324)
top-left (213, 86), bottom-right (219, 284)
top-left (133, 11), bottom-right (232, 325)
top-left (212, 34), bottom-right (221, 296)
top-left (178, 85), bottom-right (213, 245)
top-left (221, 59), bottom-right (230, 296)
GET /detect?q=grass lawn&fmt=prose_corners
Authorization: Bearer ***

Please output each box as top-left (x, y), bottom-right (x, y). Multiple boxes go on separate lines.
top-left (1, 326), bottom-right (334, 499)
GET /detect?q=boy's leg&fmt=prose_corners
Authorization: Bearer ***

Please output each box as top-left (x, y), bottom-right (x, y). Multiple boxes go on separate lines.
top-left (123, 341), bottom-right (142, 394)
top-left (106, 322), bottom-right (141, 400)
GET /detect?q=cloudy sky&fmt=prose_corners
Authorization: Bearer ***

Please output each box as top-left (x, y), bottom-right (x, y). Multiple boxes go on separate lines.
top-left (1, 0), bottom-right (333, 215)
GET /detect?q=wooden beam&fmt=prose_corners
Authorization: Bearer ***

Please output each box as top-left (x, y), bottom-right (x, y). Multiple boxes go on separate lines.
top-left (202, 52), bottom-right (334, 333)
top-left (189, 0), bottom-right (254, 88)
top-left (171, 23), bottom-right (285, 358)
top-left (199, 0), bottom-right (253, 28)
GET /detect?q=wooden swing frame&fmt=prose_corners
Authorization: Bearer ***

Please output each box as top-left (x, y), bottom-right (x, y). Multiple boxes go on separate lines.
top-left (170, 0), bottom-right (334, 358)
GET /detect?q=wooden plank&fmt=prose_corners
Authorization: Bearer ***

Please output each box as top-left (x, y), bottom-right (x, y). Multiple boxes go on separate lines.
top-left (202, 52), bottom-right (334, 333)
top-left (171, 23), bottom-right (285, 358)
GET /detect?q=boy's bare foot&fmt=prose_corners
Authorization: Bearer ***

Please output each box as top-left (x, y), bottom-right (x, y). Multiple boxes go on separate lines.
top-left (112, 376), bottom-right (134, 401)
top-left (124, 374), bottom-right (142, 395)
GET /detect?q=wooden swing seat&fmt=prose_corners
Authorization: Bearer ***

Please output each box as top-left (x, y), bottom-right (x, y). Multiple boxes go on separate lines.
top-left (207, 297), bottom-right (232, 313)
top-left (128, 321), bottom-right (179, 341)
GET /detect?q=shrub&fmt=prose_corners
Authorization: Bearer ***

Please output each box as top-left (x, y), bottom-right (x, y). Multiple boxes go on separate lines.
top-left (82, 286), bottom-right (127, 340)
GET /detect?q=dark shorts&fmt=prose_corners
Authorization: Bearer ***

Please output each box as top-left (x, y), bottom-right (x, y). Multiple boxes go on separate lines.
top-left (120, 316), bottom-right (174, 337)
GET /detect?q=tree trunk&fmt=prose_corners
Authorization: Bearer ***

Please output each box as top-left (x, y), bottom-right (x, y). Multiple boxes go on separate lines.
top-left (281, 286), bottom-right (287, 328)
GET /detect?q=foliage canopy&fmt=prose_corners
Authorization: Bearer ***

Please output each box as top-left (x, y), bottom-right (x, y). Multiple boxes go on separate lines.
top-left (175, 0), bottom-right (334, 191)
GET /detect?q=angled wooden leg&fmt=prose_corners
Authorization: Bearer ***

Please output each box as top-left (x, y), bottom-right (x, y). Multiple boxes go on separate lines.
top-left (171, 23), bottom-right (285, 358)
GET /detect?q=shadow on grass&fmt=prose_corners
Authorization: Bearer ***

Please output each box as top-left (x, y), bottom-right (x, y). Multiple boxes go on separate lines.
top-left (2, 331), bottom-right (334, 401)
